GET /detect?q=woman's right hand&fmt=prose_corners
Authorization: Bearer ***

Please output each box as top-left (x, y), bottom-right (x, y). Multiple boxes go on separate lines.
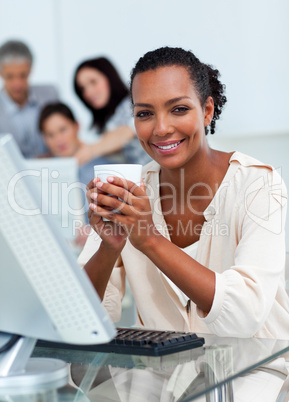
top-left (86, 177), bottom-right (128, 251)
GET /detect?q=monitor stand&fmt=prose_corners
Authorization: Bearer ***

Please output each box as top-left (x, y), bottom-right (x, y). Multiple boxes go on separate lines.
top-left (0, 333), bottom-right (68, 394)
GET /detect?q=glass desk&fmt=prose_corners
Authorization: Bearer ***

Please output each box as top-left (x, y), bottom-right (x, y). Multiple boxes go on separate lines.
top-left (2, 334), bottom-right (289, 401)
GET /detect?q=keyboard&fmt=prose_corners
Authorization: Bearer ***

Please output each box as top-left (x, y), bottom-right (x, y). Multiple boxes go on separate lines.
top-left (37, 327), bottom-right (205, 356)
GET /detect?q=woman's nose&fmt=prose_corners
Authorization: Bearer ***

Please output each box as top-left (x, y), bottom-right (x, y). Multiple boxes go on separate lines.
top-left (153, 115), bottom-right (174, 137)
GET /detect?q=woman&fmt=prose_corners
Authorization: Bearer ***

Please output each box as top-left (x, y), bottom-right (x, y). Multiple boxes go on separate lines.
top-left (79, 47), bottom-right (289, 339)
top-left (73, 57), bottom-right (151, 166)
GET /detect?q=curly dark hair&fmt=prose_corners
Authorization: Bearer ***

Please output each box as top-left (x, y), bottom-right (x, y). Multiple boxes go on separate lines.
top-left (74, 57), bottom-right (129, 131)
top-left (130, 47), bottom-right (227, 135)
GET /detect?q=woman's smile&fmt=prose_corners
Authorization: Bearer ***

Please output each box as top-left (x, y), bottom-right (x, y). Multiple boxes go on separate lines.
top-left (153, 139), bottom-right (185, 154)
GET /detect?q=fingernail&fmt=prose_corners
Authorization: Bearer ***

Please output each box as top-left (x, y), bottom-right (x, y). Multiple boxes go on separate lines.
top-left (107, 176), bottom-right (114, 183)
top-left (90, 193), bottom-right (97, 200)
top-left (89, 203), bottom-right (96, 210)
top-left (96, 182), bottom-right (103, 188)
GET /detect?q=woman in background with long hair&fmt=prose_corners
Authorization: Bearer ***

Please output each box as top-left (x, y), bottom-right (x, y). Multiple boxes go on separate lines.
top-left (73, 57), bottom-right (150, 166)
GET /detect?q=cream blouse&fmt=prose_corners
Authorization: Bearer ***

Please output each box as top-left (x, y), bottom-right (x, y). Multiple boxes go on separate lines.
top-left (78, 152), bottom-right (289, 339)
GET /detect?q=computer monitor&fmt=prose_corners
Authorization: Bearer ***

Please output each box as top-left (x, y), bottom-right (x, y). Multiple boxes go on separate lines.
top-left (0, 134), bottom-right (116, 391)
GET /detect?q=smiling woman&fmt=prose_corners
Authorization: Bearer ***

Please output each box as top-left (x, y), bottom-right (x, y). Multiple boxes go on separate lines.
top-left (79, 47), bottom-right (289, 345)
top-left (132, 66), bottom-right (215, 171)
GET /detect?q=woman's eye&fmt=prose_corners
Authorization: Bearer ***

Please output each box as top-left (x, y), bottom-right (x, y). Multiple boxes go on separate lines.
top-left (173, 106), bottom-right (189, 113)
top-left (135, 111), bottom-right (152, 118)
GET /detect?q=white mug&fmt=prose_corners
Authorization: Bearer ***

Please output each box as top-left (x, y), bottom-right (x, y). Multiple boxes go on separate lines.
top-left (93, 164), bottom-right (143, 220)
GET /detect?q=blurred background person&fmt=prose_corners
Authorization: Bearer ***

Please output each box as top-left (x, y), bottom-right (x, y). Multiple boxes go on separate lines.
top-left (38, 101), bottom-right (113, 187)
top-left (38, 101), bottom-right (108, 246)
top-left (0, 39), bottom-right (59, 158)
top-left (73, 57), bottom-right (151, 166)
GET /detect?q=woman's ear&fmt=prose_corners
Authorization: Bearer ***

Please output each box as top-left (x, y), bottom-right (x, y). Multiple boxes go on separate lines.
top-left (204, 96), bottom-right (214, 127)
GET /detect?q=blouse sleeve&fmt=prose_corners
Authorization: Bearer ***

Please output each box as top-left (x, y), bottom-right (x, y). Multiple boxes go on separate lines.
top-left (102, 256), bottom-right (126, 323)
top-left (199, 168), bottom-right (288, 337)
top-left (77, 229), bottom-right (126, 322)
top-left (77, 229), bottom-right (102, 267)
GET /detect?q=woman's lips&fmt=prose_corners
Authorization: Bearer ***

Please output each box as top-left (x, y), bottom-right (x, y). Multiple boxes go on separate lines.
top-left (153, 139), bottom-right (184, 153)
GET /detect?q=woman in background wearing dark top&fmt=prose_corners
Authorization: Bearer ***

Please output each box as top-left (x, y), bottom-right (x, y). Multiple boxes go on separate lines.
top-left (73, 57), bottom-right (151, 166)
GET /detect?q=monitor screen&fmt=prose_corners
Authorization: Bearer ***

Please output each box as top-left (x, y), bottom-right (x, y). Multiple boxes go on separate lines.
top-left (24, 157), bottom-right (86, 250)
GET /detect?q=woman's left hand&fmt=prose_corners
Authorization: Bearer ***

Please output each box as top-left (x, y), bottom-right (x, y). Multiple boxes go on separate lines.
top-left (94, 176), bottom-right (156, 251)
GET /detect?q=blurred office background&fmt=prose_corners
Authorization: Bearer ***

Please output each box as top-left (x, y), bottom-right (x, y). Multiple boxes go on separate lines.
top-left (0, 0), bottom-right (288, 136)
top-left (1, 0), bottom-right (288, 324)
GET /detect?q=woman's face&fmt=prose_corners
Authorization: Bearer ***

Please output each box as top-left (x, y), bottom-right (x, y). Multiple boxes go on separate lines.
top-left (41, 113), bottom-right (80, 157)
top-left (132, 65), bottom-right (213, 170)
top-left (76, 67), bottom-right (111, 109)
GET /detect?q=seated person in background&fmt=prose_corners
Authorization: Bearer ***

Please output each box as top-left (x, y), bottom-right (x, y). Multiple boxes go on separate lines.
top-left (73, 57), bottom-right (151, 166)
top-left (80, 47), bottom-right (289, 340)
top-left (38, 102), bottom-right (114, 249)
top-left (38, 102), bottom-right (113, 188)
top-left (0, 40), bottom-right (59, 157)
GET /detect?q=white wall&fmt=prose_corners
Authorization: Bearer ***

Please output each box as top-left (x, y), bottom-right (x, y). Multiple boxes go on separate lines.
top-left (0, 0), bottom-right (58, 83)
top-left (0, 0), bottom-right (288, 136)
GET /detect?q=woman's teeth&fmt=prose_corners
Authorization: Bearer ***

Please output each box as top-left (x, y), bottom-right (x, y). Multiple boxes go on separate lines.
top-left (157, 141), bottom-right (181, 150)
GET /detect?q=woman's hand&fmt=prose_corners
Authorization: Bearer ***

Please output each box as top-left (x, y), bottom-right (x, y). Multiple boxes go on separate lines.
top-left (86, 177), bottom-right (128, 251)
top-left (89, 176), bottom-right (157, 251)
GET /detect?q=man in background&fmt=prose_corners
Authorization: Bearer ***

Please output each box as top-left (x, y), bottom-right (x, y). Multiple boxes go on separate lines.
top-left (0, 40), bottom-right (59, 157)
